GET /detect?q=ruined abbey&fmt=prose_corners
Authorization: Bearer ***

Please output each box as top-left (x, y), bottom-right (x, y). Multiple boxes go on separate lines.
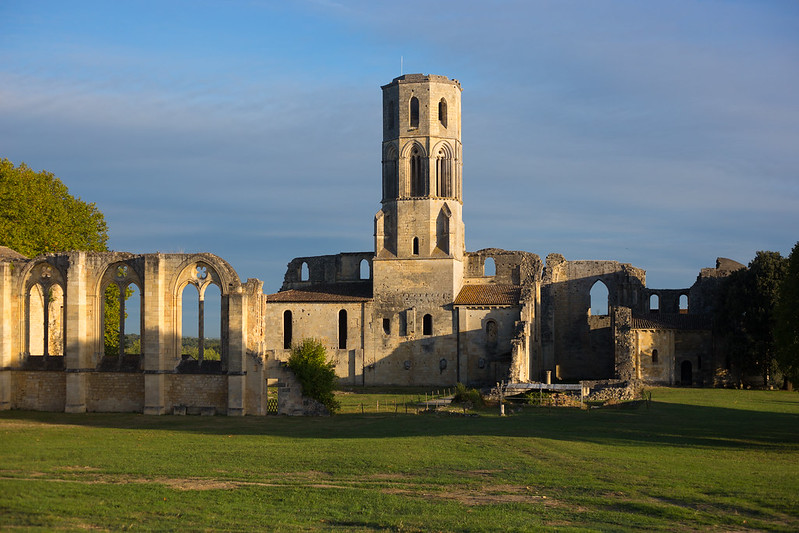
top-left (0, 74), bottom-right (742, 415)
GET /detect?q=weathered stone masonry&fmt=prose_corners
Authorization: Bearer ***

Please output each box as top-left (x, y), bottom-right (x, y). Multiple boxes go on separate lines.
top-left (0, 74), bottom-right (740, 415)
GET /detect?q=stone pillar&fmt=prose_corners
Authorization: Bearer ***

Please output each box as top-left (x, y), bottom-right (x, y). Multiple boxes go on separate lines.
top-left (65, 372), bottom-right (87, 413)
top-left (457, 307), bottom-right (468, 385)
top-left (613, 306), bottom-right (635, 381)
top-left (226, 288), bottom-right (246, 415)
top-left (64, 252), bottom-right (89, 412)
top-left (143, 254), bottom-right (168, 414)
top-left (0, 263), bottom-right (12, 410)
top-left (227, 374), bottom-right (245, 416)
top-left (143, 373), bottom-right (166, 415)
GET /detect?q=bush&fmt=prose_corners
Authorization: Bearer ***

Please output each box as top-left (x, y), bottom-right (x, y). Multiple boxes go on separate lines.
top-left (452, 382), bottom-right (484, 407)
top-left (287, 339), bottom-right (340, 413)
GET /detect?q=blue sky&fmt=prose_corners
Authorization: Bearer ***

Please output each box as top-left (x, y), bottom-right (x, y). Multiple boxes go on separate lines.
top-left (2, 0), bottom-right (798, 303)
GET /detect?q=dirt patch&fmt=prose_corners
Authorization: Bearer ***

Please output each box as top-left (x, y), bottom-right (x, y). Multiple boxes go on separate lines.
top-left (383, 484), bottom-right (558, 507)
top-left (161, 478), bottom-right (237, 491)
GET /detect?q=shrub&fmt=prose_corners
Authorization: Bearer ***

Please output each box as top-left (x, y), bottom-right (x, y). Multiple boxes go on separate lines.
top-left (452, 382), bottom-right (484, 407)
top-left (287, 339), bottom-right (340, 413)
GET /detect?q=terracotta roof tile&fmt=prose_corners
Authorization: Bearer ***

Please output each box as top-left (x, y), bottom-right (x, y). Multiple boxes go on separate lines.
top-left (454, 284), bottom-right (521, 306)
top-left (631, 313), bottom-right (710, 330)
top-left (267, 282), bottom-right (372, 303)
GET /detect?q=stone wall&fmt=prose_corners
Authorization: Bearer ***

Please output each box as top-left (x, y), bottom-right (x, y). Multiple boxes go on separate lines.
top-left (541, 254), bottom-right (646, 381)
top-left (86, 372), bottom-right (144, 412)
top-left (166, 374), bottom-right (228, 414)
top-left (11, 371), bottom-right (66, 411)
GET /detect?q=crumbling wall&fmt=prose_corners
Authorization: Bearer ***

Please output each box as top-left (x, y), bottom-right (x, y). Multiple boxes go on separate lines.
top-left (541, 254), bottom-right (646, 381)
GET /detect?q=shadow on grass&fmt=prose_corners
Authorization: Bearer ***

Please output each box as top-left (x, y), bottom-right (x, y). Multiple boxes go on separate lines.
top-left (2, 397), bottom-right (798, 451)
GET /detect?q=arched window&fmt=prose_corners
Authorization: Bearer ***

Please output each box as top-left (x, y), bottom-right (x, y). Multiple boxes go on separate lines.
top-left (435, 147), bottom-right (452, 197)
top-left (484, 257), bottom-right (496, 276)
top-left (650, 294), bottom-right (660, 313)
top-left (590, 280), bottom-right (609, 316)
top-left (438, 98), bottom-right (447, 127)
top-left (338, 310), bottom-right (348, 349)
top-left (283, 310), bottom-right (293, 350)
top-left (486, 320), bottom-right (498, 344)
top-left (679, 294), bottom-right (689, 313)
top-left (409, 146), bottom-right (425, 196)
top-left (124, 284), bottom-right (141, 355)
top-left (300, 262), bottom-right (309, 282)
top-left (383, 145), bottom-right (398, 200)
top-left (423, 314), bottom-right (433, 336)
top-left (652, 349), bottom-right (659, 364)
top-left (180, 284), bottom-right (199, 357)
top-left (410, 96), bottom-right (419, 128)
top-left (412, 237), bottom-right (419, 256)
top-left (387, 100), bottom-right (395, 130)
top-left (27, 280), bottom-right (65, 357)
top-left (105, 282), bottom-right (143, 358)
top-left (359, 258), bottom-right (370, 280)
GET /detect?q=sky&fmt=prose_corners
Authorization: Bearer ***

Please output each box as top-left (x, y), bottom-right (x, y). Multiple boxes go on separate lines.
top-left (2, 0), bottom-right (798, 303)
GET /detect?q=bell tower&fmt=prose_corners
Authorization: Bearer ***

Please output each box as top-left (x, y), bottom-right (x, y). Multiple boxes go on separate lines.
top-left (372, 74), bottom-right (465, 338)
top-left (375, 74), bottom-right (464, 260)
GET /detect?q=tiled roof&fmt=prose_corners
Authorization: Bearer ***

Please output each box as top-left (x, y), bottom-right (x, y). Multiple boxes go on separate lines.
top-left (454, 284), bottom-right (521, 306)
top-left (267, 282), bottom-right (373, 303)
top-left (631, 313), bottom-right (711, 331)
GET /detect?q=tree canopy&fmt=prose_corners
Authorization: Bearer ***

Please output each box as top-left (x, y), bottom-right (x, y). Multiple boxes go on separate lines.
top-left (1, 158), bottom-right (120, 356)
top-left (0, 158), bottom-right (108, 257)
top-left (715, 250), bottom-right (788, 386)
top-left (775, 242), bottom-right (799, 387)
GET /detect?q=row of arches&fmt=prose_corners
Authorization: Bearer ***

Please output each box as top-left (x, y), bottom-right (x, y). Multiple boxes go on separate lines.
top-left (386, 97), bottom-right (448, 130)
top-left (22, 259), bottom-right (231, 368)
top-left (382, 142), bottom-right (459, 200)
top-left (298, 259), bottom-right (371, 282)
top-left (649, 293), bottom-right (689, 313)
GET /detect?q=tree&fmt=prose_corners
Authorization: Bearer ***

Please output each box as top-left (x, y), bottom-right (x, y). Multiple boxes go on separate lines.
top-left (715, 251), bottom-right (788, 386)
top-left (0, 158), bottom-right (119, 355)
top-left (287, 339), bottom-right (340, 413)
top-left (775, 242), bottom-right (799, 388)
top-left (0, 159), bottom-right (108, 256)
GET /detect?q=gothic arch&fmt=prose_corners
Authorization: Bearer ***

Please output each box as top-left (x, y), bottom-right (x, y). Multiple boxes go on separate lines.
top-left (382, 143), bottom-right (399, 200)
top-left (98, 260), bottom-right (144, 360)
top-left (21, 260), bottom-right (67, 357)
top-left (432, 141), bottom-right (454, 198)
top-left (170, 255), bottom-right (240, 369)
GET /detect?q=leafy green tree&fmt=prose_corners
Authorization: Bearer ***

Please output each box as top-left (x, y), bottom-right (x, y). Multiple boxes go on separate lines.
top-left (0, 159), bottom-right (108, 256)
top-left (775, 242), bottom-right (799, 388)
top-left (0, 158), bottom-right (120, 355)
top-left (287, 339), bottom-right (340, 413)
top-left (715, 251), bottom-right (788, 386)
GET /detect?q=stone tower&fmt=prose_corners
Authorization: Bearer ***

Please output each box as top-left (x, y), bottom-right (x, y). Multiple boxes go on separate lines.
top-left (371, 75), bottom-right (465, 379)
top-left (375, 74), bottom-right (464, 260)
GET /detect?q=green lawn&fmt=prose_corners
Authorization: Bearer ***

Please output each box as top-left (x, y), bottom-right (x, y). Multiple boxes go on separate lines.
top-left (1, 388), bottom-right (797, 531)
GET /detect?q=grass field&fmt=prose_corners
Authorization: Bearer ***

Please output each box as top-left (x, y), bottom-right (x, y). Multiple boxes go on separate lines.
top-left (1, 388), bottom-right (798, 531)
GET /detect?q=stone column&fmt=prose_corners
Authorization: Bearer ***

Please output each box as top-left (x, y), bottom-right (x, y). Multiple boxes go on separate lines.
top-left (143, 254), bottom-right (168, 415)
top-left (64, 252), bottom-right (90, 413)
top-left (226, 288), bottom-right (246, 416)
top-left (0, 263), bottom-right (13, 410)
top-left (456, 307), bottom-right (468, 385)
top-left (613, 306), bottom-right (635, 381)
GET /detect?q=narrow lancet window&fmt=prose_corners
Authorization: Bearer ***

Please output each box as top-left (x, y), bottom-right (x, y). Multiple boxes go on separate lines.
top-left (409, 146), bottom-right (425, 196)
top-left (438, 98), bottom-right (447, 127)
top-left (410, 97), bottom-right (419, 128)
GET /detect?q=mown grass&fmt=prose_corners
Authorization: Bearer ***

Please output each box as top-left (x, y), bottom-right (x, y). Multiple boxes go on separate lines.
top-left (1, 388), bottom-right (797, 531)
